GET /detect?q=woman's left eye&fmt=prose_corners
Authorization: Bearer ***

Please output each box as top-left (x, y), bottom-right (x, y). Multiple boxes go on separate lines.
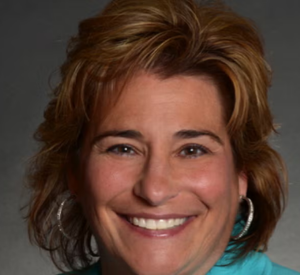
top-left (178, 144), bottom-right (208, 158)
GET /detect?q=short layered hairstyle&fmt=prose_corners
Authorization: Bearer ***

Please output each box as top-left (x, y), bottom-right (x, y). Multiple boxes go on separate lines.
top-left (26, 0), bottom-right (287, 272)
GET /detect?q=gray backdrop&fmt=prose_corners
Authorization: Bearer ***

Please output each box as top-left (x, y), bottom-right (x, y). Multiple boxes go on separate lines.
top-left (0, 0), bottom-right (299, 274)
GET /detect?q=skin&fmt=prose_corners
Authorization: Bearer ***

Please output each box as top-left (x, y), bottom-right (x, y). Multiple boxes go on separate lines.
top-left (70, 71), bottom-right (247, 275)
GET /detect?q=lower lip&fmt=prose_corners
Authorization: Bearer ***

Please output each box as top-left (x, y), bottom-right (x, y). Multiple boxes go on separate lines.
top-left (120, 216), bottom-right (196, 238)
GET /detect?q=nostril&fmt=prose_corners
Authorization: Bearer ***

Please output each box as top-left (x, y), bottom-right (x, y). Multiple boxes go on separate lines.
top-left (133, 182), bottom-right (179, 206)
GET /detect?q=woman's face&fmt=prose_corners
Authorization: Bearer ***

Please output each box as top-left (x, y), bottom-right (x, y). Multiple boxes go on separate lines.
top-left (74, 72), bottom-right (247, 275)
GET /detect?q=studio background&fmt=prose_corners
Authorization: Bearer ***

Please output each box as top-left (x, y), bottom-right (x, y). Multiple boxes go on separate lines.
top-left (0, 0), bottom-right (299, 274)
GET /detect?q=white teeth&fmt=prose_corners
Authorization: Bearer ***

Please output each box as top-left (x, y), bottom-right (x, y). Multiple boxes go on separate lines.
top-left (157, 219), bottom-right (167, 229)
top-left (133, 217), bottom-right (139, 226)
top-left (175, 219), bottom-right (181, 226)
top-left (146, 219), bottom-right (156, 230)
top-left (129, 217), bottom-right (187, 230)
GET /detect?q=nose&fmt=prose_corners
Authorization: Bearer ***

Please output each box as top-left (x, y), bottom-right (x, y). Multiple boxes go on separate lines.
top-left (133, 155), bottom-right (178, 206)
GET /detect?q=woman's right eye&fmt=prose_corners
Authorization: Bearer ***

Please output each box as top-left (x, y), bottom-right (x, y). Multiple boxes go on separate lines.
top-left (106, 144), bottom-right (136, 156)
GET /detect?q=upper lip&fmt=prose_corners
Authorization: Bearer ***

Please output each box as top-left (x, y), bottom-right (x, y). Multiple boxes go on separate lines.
top-left (119, 213), bottom-right (195, 220)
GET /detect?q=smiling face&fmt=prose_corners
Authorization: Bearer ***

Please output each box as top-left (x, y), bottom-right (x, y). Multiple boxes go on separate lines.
top-left (73, 72), bottom-right (247, 275)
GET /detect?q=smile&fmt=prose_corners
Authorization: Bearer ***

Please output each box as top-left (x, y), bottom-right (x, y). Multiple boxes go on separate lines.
top-left (128, 217), bottom-right (188, 230)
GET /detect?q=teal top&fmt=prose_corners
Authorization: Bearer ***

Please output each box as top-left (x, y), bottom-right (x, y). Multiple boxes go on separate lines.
top-left (60, 252), bottom-right (300, 274)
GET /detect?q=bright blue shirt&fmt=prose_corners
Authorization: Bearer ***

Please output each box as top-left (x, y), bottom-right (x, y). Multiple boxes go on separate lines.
top-left (59, 252), bottom-right (300, 274)
top-left (209, 252), bottom-right (299, 275)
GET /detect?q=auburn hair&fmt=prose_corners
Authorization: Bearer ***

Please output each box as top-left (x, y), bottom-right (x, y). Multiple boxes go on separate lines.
top-left (26, 0), bottom-right (287, 272)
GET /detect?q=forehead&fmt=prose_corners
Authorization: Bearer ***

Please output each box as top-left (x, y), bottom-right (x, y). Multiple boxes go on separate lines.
top-left (89, 72), bottom-right (226, 137)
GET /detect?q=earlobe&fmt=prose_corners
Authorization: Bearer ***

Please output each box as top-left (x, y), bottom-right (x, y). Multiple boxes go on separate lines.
top-left (238, 172), bottom-right (248, 197)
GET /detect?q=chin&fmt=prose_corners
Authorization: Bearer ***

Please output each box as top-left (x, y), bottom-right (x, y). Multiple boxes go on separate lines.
top-left (126, 257), bottom-right (186, 275)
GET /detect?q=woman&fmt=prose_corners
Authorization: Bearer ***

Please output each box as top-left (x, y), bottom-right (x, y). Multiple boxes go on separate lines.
top-left (26, 0), bottom-right (299, 274)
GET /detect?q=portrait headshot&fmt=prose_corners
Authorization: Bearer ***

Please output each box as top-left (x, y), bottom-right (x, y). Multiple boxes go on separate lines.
top-left (0, 0), bottom-right (299, 274)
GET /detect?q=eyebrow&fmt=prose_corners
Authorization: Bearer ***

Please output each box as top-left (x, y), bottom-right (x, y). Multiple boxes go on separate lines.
top-left (92, 130), bottom-right (143, 145)
top-left (174, 129), bottom-right (224, 145)
top-left (92, 129), bottom-right (223, 146)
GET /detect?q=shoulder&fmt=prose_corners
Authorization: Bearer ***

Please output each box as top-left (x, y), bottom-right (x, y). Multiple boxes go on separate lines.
top-left (271, 262), bottom-right (300, 275)
top-left (209, 251), bottom-right (299, 275)
top-left (248, 253), bottom-right (300, 275)
top-left (246, 253), bottom-right (300, 275)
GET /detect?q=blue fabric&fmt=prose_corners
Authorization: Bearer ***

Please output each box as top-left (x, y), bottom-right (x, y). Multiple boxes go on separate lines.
top-left (59, 252), bottom-right (300, 274)
top-left (208, 251), bottom-right (299, 275)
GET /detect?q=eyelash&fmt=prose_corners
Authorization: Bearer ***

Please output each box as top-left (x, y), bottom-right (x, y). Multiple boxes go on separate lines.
top-left (177, 144), bottom-right (209, 158)
top-left (106, 144), bottom-right (137, 156)
top-left (106, 143), bottom-right (209, 158)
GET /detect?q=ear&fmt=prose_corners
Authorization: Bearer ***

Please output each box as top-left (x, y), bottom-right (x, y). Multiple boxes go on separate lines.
top-left (238, 172), bottom-right (248, 197)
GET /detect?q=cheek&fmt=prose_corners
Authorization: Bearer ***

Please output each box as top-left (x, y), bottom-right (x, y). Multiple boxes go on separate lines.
top-left (180, 157), bottom-right (238, 204)
top-left (80, 157), bottom-right (136, 204)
